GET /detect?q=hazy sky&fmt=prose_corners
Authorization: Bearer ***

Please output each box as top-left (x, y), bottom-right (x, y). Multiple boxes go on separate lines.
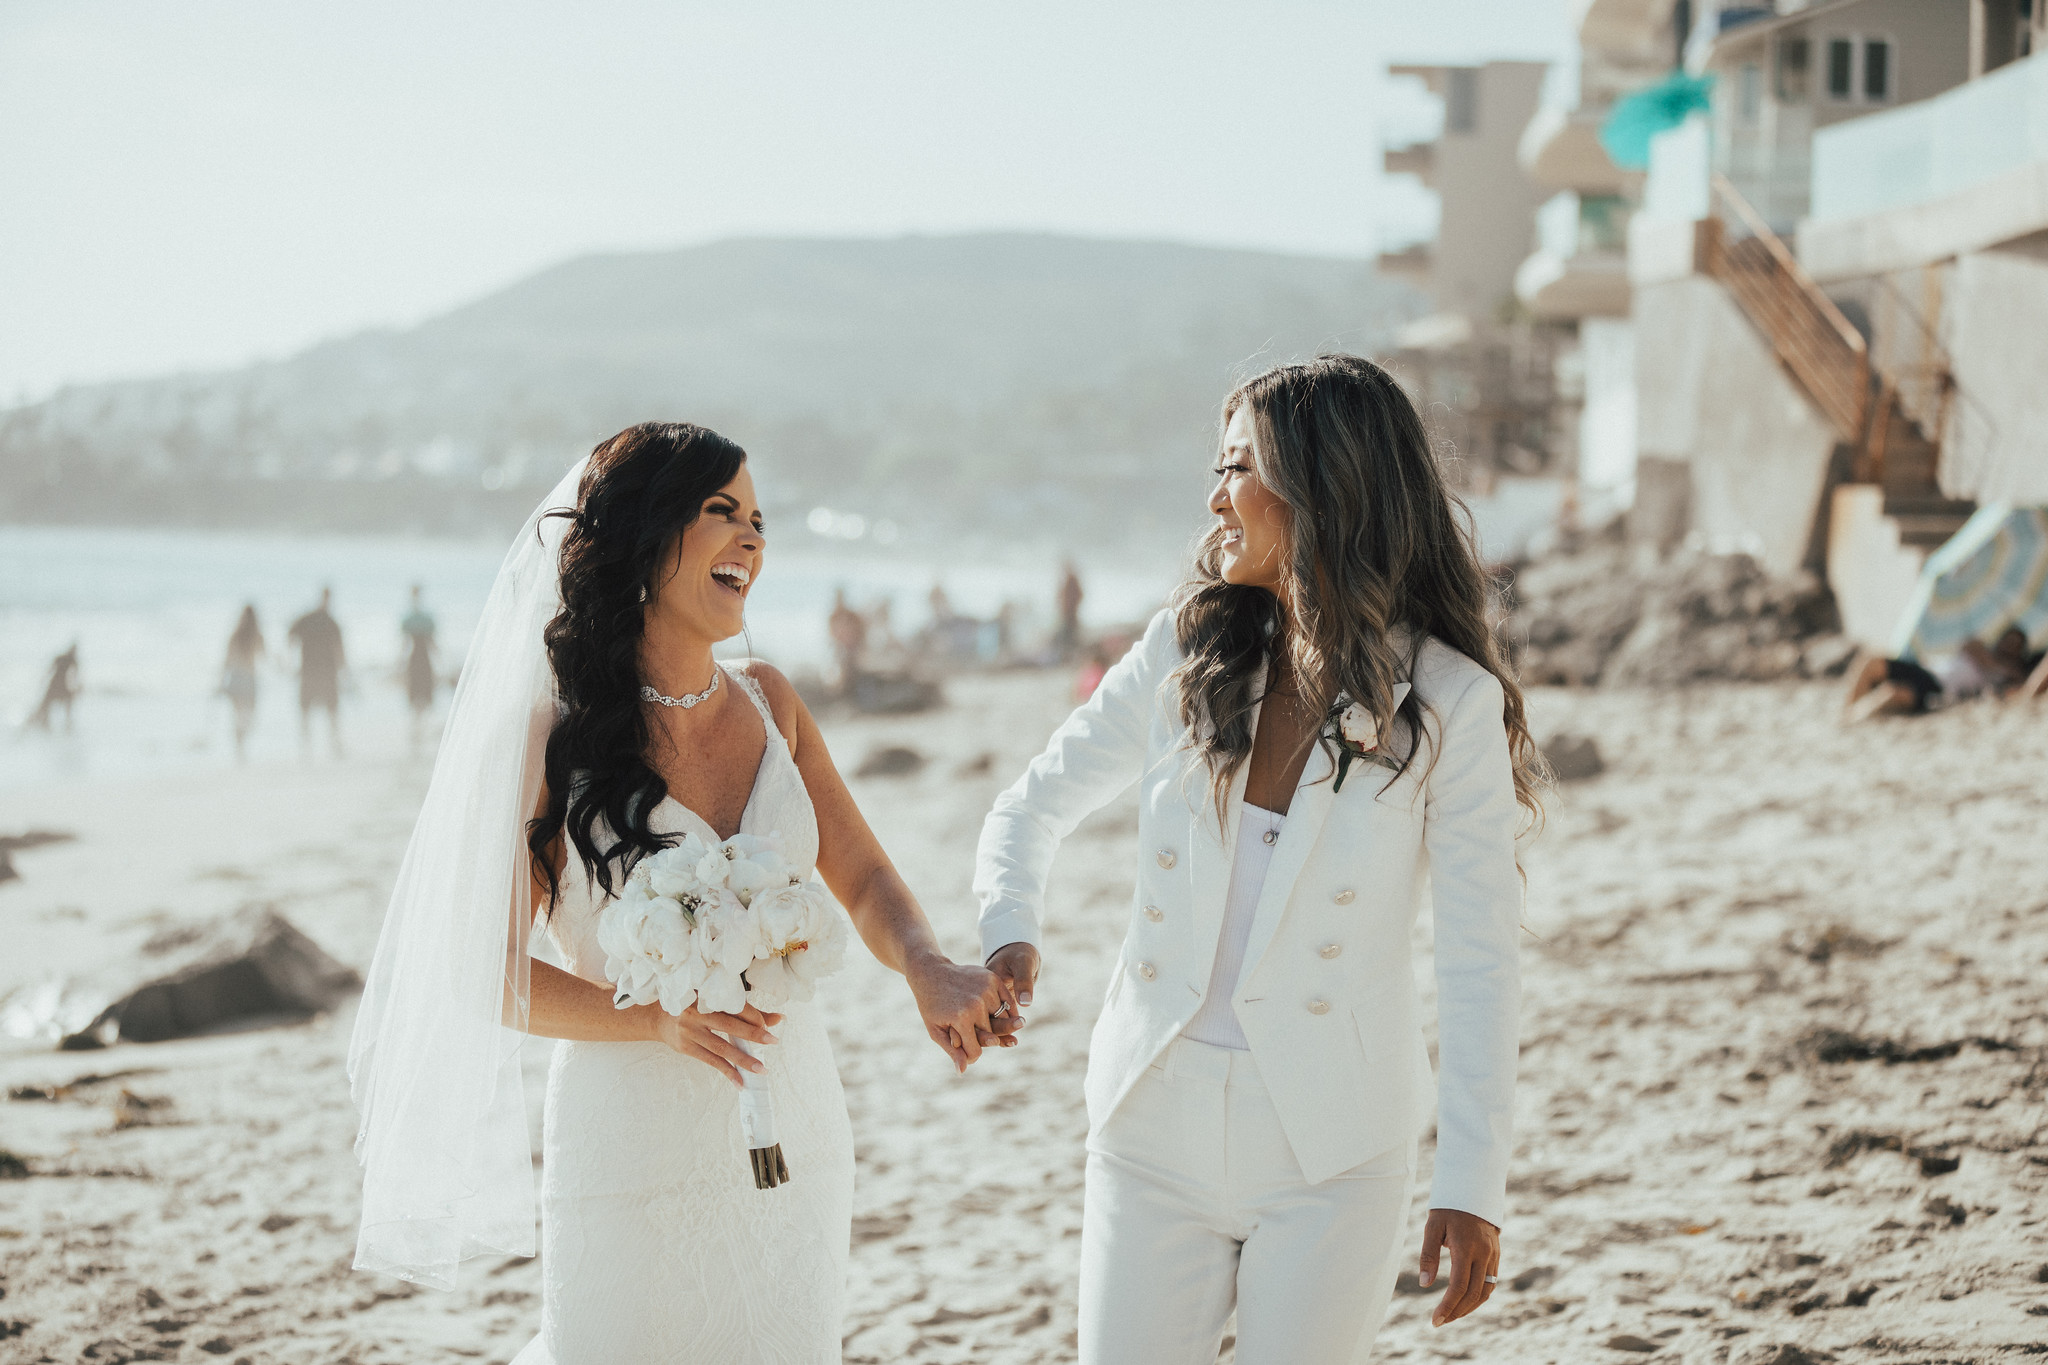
top-left (0, 1), bottom-right (1568, 401)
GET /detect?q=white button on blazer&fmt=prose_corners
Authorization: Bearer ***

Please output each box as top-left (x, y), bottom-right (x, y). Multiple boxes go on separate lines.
top-left (975, 609), bottom-right (1523, 1227)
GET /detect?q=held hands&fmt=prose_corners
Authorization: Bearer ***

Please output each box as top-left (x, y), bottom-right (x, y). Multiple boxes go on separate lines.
top-left (646, 1002), bottom-right (783, 1087)
top-left (985, 942), bottom-right (1039, 1014)
top-left (906, 951), bottom-right (1022, 1073)
top-left (1418, 1207), bottom-right (1500, 1327)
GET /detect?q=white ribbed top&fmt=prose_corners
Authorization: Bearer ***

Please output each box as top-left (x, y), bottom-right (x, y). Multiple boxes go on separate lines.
top-left (1181, 802), bottom-right (1285, 1050)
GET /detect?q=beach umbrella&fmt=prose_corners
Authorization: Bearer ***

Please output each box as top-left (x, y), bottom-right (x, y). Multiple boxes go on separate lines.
top-left (1889, 503), bottom-right (2048, 660)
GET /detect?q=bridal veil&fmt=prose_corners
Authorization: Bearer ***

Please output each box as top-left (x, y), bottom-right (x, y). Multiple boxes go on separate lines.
top-left (348, 458), bottom-right (586, 1288)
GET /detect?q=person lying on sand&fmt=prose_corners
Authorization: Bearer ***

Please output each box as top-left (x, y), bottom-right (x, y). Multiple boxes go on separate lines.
top-left (1846, 626), bottom-right (2043, 720)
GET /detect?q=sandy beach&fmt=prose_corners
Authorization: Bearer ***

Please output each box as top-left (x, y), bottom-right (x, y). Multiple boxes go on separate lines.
top-left (4, 671), bottom-right (2047, 1364)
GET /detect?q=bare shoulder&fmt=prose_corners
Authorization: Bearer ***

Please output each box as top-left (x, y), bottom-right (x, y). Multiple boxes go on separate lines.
top-left (731, 658), bottom-right (805, 738)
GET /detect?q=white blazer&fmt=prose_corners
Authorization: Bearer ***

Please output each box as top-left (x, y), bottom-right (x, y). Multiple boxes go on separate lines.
top-left (975, 609), bottom-right (1522, 1227)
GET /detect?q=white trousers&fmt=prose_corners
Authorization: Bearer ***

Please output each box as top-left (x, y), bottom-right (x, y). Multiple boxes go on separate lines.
top-left (1078, 1037), bottom-right (1414, 1365)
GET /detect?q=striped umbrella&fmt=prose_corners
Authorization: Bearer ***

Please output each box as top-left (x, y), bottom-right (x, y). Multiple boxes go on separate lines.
top-left (1890, 503), bottom-right (2048, 660)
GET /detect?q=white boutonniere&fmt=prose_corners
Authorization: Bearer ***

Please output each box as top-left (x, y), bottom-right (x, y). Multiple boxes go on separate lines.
top-left (1328, 690), bottom-right (1405, 793)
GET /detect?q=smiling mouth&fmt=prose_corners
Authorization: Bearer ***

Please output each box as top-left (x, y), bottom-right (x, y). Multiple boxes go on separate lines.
top-left (1220, 527), bottom-right (1244, 548)
top-left (710, 562), bottom-right (752, 596)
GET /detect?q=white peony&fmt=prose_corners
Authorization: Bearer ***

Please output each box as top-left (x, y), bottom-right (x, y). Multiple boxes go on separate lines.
top-left (1338, 701), bottom-right (1379, 750)
top-left (746, 881), bottom-right (850, 1007)
top-left (597, 831), bottom-right (851, 1023)
top-left (693, 842), bottom-right (733, 891)
top-left (745, 954), bottom-right (797, 1010)
top-left (723, 850), bottom-right (781, 901)
top-left (692, 888), bottom-right (760, 1015)
top-left (598, 881), bottom-right (698, 1010)
top-left (695, 960), bottom-right (751, 1017)
top-left (754, 882), bottom-right (809, 951)
top-left (642, 841), bottom-right (709, 906)
top-left (790, 883), bottom-right (849, 986)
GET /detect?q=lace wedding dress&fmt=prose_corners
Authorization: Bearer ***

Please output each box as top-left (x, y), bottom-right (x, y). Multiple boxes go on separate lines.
top-left (511, 669), bottom-right (855, 1364)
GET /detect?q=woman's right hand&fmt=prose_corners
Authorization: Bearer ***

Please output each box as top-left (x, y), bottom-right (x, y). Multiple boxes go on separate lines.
top-left (985, 942), bottom-right (1040, 1013)
top-left (645, 1003), bottom-right (782, 1086)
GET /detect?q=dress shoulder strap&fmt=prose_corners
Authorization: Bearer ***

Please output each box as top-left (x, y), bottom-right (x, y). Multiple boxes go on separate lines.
top-left (723, 664), bottom-right (782, 734)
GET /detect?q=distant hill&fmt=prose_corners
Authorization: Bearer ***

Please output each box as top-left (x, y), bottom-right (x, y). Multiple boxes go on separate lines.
top-left (0, 233), bottom-right (1418, 543)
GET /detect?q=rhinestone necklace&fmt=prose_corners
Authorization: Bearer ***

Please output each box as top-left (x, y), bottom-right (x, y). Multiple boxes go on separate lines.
top-left (641, 669), bottom-right (721, 709)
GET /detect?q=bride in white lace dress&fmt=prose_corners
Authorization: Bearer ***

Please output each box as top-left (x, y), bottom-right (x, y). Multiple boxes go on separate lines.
top-left (348, 423), bottom-right (1020, 1364)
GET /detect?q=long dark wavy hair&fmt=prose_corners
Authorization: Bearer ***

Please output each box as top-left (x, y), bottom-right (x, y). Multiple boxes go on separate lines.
top-left (526, 421), bottom-right (749, 910)
top-left (1170, 354), bottom-right (1546, 827)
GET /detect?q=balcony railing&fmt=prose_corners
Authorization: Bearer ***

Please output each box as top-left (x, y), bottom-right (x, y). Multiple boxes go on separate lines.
top-left (1811, 49), bottom-right (2048, 222)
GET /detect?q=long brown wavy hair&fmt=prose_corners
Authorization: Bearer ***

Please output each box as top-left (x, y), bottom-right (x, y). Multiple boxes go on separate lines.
top-left (526, 421), bottom-right (750, 910)
top-left (1169, 354), bottom-right (1545, 827)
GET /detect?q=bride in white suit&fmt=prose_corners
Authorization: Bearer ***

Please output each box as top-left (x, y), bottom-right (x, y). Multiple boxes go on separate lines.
top-left (976, 355), bottom-right (1544, 1363)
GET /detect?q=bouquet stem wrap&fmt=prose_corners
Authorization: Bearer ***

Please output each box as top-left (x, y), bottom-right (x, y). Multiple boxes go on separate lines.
top-left (735, 1038), bottom-right (787, 1189)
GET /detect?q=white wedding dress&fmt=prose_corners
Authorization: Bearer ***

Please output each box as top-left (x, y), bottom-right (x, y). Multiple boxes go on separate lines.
top-left (512, 669), bottom-right (855, 1364)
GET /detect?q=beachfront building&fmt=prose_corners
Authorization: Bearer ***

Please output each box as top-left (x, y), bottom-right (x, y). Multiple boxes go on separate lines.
top-left (1802, 17), bottom-right (2048, 645)
top-left (1708, 1), bottom-right (1972, 234)
top-left (1376, 61), bottom-right (1574, 557)
top-left (1513, 0), bottom-right (1693, 530)
top-left (1621, 0), bottom-right (2042, 654)
top-left (1379, 61), bottom-right (1551, 319)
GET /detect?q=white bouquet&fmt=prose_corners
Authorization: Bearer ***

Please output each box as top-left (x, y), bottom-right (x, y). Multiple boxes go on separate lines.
top-left (596, 830), bottom-right (849, 1188)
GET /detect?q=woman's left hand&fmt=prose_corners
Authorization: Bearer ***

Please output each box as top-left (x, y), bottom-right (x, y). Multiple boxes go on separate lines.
top-left (905, 954), bottom-right (1018, 1073)
top-left (1419, 1207), bottom-right (1500, 1327)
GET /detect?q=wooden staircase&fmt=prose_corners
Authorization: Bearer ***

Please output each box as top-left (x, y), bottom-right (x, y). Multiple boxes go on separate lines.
top-left (1699, 176), bottom-right (1974, 555)
top-left (1862, 396), bottom-right (1978, 548)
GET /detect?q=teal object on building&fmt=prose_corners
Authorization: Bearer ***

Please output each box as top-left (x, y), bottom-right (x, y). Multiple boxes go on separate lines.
top-left (1600, 73), bottom-right (1716, 170)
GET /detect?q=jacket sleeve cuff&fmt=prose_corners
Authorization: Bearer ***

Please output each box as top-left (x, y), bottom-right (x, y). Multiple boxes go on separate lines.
top-left (1426, 1166), bottom-right (1507, 1231)
top-left (979, 906), bottom-right (1041, 965)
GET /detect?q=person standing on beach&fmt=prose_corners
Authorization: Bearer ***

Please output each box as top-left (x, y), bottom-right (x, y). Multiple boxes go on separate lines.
top-left (1055, 559), bottom-right (1084, 659)
top-left (289, 588), bottom-right (346, 758)
top-left (348, 423), bottom-right (1011, 1359)
top-left (400, 585), bottom-right (438, 750)
top-left (827, 587), bottom-right (866, 691)
top-left (24, 643), bottom-right (80, 732)
top-left (976, 355), bottom-right (1538, 1362)
top-left (220, 605), bottom-right (265, 762)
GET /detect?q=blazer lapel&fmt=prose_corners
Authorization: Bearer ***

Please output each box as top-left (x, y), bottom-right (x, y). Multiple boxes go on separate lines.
top-left (1189, 663), bottom-right (1259, 987)
top-left (1236, 679), bottom-right (1412, 985)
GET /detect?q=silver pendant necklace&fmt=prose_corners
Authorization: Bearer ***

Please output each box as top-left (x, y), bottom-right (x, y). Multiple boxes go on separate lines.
top-left (641, 669), bottom-right (721, 709)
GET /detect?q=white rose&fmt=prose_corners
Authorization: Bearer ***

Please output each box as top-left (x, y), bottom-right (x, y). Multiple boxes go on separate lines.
top-left (1338, 701), bottom-right (1379, 750)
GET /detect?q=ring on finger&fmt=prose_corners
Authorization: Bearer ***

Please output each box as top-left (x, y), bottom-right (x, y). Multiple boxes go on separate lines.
top-left (992, 1001), bottom-right (1010, 1019)
top-left (1483, 1275), bottom-right (1499, 1285)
